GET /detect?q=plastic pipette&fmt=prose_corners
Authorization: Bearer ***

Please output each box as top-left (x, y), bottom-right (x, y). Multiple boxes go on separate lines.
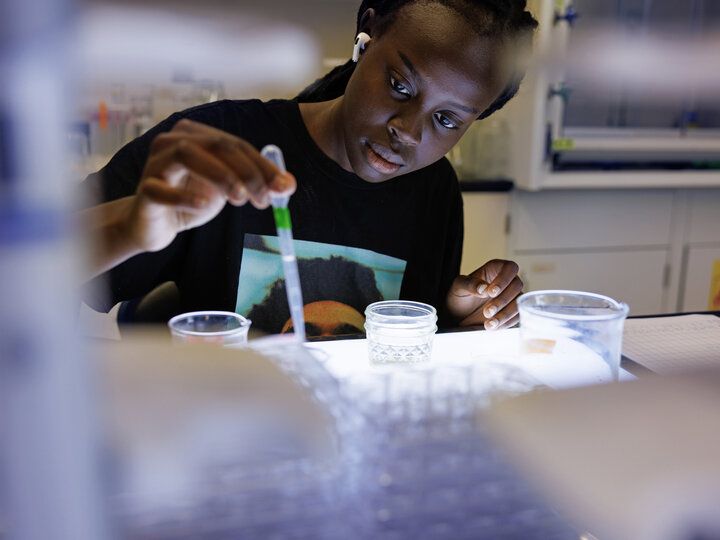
top-left (260, 144), bottom-right (306, 342)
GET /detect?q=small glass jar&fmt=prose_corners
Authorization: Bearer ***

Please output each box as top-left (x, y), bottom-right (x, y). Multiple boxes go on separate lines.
top-left (168, 311), bottom-right (251, 346)
top-left (364, 301), bottom-right (438, 365)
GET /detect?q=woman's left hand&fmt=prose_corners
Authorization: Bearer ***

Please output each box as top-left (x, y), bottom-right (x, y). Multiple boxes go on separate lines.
top-left (446, 259), bottom-right (523, 330)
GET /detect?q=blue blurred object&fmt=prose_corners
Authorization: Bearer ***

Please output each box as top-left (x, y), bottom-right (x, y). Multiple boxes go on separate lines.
top-left (0, 0), bottom-right (110, 538)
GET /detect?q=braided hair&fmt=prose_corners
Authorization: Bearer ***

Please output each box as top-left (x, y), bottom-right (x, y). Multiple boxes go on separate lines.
top-left (295, 0), bottom-right (537, 120)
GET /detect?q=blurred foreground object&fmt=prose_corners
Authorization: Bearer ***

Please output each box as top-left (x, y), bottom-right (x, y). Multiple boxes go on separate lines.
top-left (74, 5), bottom-right (319, 89)
top-left (511, 0), bottom-right (720, 189)
top-left (541, 26), bottom-right (720, 100)
top-left (88, 329), bottom-right (583, 538)
top-left (534, 0), bottom-right (720, 99)
top-left (69, 4), bottom-right (320, 180)
top-left (0, 0), bottom-right (108, 538)
top-left (488, 368), bottom-right (720, 540)
top-left (2, 2), bottom-right (319, 538)
top-left (92, 332), bottom-right (342, 537)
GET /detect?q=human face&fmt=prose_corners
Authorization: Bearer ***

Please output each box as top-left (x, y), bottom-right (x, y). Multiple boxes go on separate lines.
top-left (339, 2), bottom-right (510, 183)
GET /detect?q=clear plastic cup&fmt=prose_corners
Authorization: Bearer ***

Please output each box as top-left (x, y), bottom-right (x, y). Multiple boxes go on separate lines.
top-left (364, 300), bottom-right (438, 365)
top-left (517, 290), bottom-right (629, 383)
top-left (168, 311), bottom-right (251, 346)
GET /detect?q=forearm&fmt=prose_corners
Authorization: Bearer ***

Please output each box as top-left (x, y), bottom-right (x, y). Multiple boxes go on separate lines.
top-left (77, 196), bottom-right (144, 282)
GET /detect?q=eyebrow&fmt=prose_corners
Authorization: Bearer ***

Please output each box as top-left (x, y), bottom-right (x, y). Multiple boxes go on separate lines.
top-left (397, 50), bottom-right (480, 116)
top-left (398, 51), bottom-right (421, 80)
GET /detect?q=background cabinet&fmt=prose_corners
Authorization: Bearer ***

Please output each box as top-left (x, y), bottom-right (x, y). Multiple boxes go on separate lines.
top-left (460, 192), bottom-right (509, 276)
top-left (505, 189), bottom-right (677, 315)
top-left (682, 246), bottom-right (720, 311)
top-left (466, 188), bottom-right (720, 315)
top-left (679, 189), bottom-right (720, 311)
top-left (511, 250), bottom-right (669, 315)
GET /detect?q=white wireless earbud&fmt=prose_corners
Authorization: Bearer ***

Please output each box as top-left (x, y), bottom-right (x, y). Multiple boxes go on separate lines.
top-left (352, 32), bottom-right (371, 62)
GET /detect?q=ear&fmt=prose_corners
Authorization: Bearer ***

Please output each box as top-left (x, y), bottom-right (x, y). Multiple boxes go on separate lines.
top-left (357, 8), bottom-right (376, 35)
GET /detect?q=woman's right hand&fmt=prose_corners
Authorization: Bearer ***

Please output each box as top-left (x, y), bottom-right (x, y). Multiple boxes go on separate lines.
top-left (123, 118), bottom-right (296, 253)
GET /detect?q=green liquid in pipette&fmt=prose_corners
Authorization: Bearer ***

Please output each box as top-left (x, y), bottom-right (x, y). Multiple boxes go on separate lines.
top-left (261, 143), bottom-right (305, 342)
top-left (272, 206), bottom-right (292, 230)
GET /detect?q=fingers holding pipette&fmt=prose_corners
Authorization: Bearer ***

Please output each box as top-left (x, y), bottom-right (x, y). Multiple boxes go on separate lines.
top-left (147, 133), bottom-right (269, 209)
top-left (145, 137), bottom-right (241, 200)
top-left (169, 119), bottom-right (297, 208)
top-left (126, 119), bottom-right (298, 253)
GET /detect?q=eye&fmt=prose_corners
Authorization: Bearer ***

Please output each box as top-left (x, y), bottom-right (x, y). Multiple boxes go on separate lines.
top-left (389, 75), bottom-right (411, 97)
top-left (435, 112), bottom-right (459, 130)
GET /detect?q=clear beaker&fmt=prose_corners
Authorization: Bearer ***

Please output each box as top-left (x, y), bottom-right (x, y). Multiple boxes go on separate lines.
top-left (517, 290), bottom-right (629, 383)
top-left (168, 310), bottom-right (251, 346)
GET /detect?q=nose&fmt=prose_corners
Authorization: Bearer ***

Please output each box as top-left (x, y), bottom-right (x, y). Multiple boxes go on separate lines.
top-left (387, 109), bottom-right (422, 147)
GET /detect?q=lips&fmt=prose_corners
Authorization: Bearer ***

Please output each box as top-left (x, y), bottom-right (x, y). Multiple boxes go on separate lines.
top-left (364, 142), bottom-right (403, 175)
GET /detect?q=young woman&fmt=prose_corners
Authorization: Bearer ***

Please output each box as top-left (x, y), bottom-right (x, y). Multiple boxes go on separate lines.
top-left (80, 0), bottom-right (537, 337)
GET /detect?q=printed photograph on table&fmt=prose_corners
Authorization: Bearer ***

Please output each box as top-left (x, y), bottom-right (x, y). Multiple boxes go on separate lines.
top-left (236, 234), bottom-right (406, 337)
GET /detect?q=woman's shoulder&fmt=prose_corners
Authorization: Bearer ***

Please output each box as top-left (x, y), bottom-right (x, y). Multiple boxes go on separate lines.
top-left (174, 98), bottom-right (297, 129)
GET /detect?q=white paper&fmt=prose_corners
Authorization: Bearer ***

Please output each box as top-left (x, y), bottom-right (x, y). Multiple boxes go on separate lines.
top-left (623, 314), bottom-right (720, 374)
top-left (308, 328), bottom-right (635, 390)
